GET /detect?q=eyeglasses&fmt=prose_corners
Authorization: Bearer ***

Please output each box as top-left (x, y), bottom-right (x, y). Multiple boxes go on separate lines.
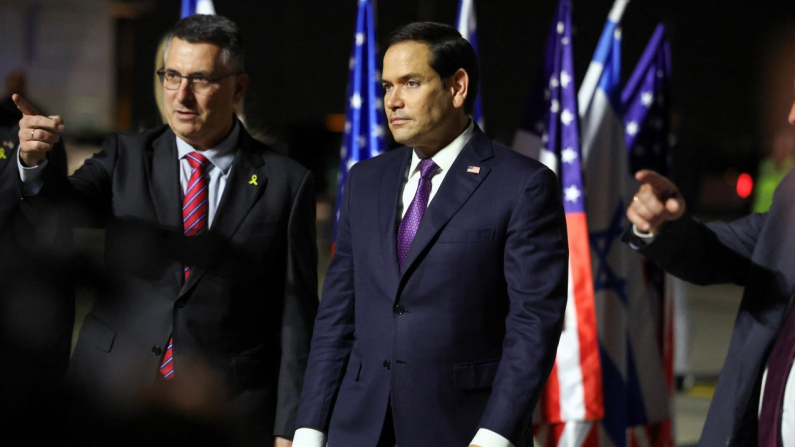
top-left (156, 69), bottom-right (241, 95)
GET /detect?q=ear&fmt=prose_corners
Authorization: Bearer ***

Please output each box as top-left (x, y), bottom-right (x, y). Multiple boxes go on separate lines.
top-left (233, 72), bottom-right (249, 104)
top-left (449, 68), bottom-right (469, 110)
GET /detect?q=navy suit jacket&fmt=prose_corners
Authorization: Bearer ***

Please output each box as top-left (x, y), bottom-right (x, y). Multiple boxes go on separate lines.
top-left (629, 172), bottom-right (795, 446)
top-left (296, 127), bottom-right (568, 446)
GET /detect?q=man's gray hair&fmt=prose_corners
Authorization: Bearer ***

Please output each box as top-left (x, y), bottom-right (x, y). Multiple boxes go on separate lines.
top-left (163, 14), bottom-right (245, 72)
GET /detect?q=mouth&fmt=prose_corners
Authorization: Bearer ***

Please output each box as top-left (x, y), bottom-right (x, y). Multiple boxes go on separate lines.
top-left (175, 110), bottom-right (198, 119)
top-left (390, 116), bottom-right (409, 125)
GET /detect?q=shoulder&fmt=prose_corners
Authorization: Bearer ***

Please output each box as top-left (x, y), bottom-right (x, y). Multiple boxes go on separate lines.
top-left (243, 132), bottom-right (311, 185)
top-left (488, 139), bottom-right (554, 178)
top-left (346, 146), bottom-right (410, 180)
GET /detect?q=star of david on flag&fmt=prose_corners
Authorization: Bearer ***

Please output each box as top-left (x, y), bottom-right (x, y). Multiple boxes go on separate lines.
top-left (334, 0), bottom-right (386, 247)
top-left (579, 2), bottom-right (673, 447)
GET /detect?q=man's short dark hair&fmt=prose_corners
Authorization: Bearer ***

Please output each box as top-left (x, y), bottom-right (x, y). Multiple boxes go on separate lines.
top-left (164, 15), bottom-right (245, 72)
top-left (385, 22), bottom-right (480, 115)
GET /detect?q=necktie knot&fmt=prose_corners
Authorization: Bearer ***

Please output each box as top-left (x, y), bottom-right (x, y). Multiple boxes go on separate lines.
top-left (186, 152), bottom-right (209, 171)
top-left (418, 158), bottom-right (438, 180)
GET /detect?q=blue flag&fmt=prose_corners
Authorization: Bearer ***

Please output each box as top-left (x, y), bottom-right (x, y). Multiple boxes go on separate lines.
top-left (622, 23), bottom-right (672, 176)
top-left (181, 0), bottom-right (215, 18)
top-left (334, 0), bottom-right (386, 243)
top-left (455, 0), bottom-right (485, 129)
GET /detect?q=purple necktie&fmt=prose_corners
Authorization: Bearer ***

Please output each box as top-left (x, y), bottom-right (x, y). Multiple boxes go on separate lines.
top-left (759, 302), bottom-right (795, 446)
top-left (397, 158), bottom-right (438, 271)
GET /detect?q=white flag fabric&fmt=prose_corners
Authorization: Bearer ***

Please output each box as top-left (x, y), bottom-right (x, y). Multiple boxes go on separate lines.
top-left (578, 1), bottom-right (671, 446)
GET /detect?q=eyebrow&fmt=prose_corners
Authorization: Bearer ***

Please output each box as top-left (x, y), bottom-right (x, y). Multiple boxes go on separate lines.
top-left (383, 72), bottom-right (424, 83)
top-left (165, 68), bottom-right (212, 76)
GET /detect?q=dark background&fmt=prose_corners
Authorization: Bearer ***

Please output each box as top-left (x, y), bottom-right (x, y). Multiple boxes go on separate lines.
top-left (116, 0), bottom-right (795, 210)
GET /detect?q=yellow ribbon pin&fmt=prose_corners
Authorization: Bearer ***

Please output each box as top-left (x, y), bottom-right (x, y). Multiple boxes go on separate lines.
top-left (249, 174), bottom-right (258, 186)
top-left (0, 148), bottom-right (6, 160)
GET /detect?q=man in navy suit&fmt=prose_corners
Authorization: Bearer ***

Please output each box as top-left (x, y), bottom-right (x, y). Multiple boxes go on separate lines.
top-left (293, 22), bottom-right (568, 447)
top-left (625, 97), bottom-right (795, 446)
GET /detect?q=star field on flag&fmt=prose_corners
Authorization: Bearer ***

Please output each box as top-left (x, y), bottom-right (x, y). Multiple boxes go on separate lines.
top-left (333, 0), bottom-right (385, 244)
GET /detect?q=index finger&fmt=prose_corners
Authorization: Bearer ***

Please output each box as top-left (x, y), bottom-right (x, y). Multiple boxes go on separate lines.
top-left (12, 94), bottom-right (42, 116)
top-left (635, 169), bottom-right (676, 195)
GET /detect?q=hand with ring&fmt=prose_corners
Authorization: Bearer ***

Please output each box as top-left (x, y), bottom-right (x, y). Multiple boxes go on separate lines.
top-left (626, 170), bottom-right (686, 234)
top-left (14, 94), bottom-right (64, 167)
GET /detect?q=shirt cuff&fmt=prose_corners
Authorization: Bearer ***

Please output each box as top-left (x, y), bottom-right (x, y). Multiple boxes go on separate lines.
top-left (628, 224), bottom-right (657, 249)
top-left (471, 428), bottom-right (515, 447)
top-left (17, 153), bottom-right (48, 196)
top-left (292, 428), bottom-right (326, 447)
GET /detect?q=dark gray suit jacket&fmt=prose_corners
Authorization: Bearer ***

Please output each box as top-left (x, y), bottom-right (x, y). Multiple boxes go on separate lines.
top-left (25, 122), bottom-right (318, 444)
top-left (627, 172), bottom-right (795, 446)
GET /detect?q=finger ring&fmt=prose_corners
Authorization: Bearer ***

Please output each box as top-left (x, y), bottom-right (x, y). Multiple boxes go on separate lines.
top-left (633, 195), bottom-right (640, 202)
top-left (30, 129), bottom-right (34, 140)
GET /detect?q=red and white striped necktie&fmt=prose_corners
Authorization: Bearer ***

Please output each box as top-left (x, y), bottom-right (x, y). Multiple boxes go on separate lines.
top-left (160, 151), bottom-right (210, 380)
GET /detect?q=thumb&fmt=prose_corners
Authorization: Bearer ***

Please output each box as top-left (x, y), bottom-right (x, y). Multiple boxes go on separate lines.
top-left (12, 94), bottom-right (41, 116)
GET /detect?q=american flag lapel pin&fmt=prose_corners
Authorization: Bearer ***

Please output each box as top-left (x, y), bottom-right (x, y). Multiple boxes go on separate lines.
top-left (466, 166), bottom-right (480, 174)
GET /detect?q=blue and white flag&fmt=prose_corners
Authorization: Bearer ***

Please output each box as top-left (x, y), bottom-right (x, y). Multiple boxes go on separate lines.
top-left (579, 2), bottom-right (671, 447)
top-left (455, 0), bottom-right (485, 129)
top-left (181, 0), bottom-right (215, 18)
top-left (334, 0), bottom-right (386, 245)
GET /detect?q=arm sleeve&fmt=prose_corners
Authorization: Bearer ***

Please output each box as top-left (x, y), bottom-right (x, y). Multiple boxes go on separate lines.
top-left (294, 167), bottom-right (358, 432)
top-left (274, 170), bottom-right (320, 439)
top-left (19, 135), bottom-right (116, 229)
top-left (17, 153), bottom-right (48, 195)
top-left (625, 213), bottom-right (764, 286)
top-left (478, 166), bottom-right (569, 443)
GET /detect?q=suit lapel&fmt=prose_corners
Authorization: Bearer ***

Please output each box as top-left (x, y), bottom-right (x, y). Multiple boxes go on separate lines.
top-left (400, 128), bottom-right (493, 277)
top-left (146, 130), bottom-right (184, 287)
top-left (380, 148), bottom-right (412, 285)
top-left (179, 128), bottom-right (268, 295)
top-left (148, 130), bottom-right (182, 231)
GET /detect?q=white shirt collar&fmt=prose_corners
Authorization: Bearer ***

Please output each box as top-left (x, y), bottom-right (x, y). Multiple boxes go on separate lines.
top-left (407, 120), bottom-right (475, 179)
top-left (175, 119), bottom-right (239, 174)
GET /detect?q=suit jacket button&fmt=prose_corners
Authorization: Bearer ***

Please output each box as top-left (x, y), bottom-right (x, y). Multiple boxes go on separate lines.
top-left (393, 304), bottom-right (405, 315)
top-left (152, 346), bottom-right (162, 356)
top-left (383, 360), bottom-right (391, 370)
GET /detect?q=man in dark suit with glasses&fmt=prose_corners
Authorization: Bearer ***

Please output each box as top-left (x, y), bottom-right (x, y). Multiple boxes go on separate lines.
top-left (14, 14), bottom-right (317, 446)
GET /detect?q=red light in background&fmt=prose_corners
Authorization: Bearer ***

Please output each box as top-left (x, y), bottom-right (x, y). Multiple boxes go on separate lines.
top-left (736, 173), bottom-right (753, 199)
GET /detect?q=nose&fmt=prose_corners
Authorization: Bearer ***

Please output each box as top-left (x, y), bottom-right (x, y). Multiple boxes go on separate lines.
top-left (789, 101), bottom-right (795, 126)
top-left (175, 78), bottom-right (194, 103)
top-left (385, 87), bottom-right (403, 111)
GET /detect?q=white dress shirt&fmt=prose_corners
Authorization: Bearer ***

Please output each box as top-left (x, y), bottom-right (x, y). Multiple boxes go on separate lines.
top-left (19, 121), bottom-right (240, 228)
top-left (631, 224), bottom-right (795, 447)
top-left (294, 121), bottom-right (513, 447)
top-left (175, 121), bottom-right (238, 227)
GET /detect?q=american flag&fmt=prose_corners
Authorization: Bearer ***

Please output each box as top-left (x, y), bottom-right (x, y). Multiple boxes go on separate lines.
top-left (513, 1), bottom-right (603, 445)
top-left (181, 0), bottom-right (215, 18)
top-left (455, 0), bottom-right (485, 129)
top-left (578, 2), bottom-right (672, 447)
top-left (623, 24), bottom-right (672, 176)
top-left (621, 23), bottom-right (675, 447)
top-left (334, 0), bottom-right (386, 245)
